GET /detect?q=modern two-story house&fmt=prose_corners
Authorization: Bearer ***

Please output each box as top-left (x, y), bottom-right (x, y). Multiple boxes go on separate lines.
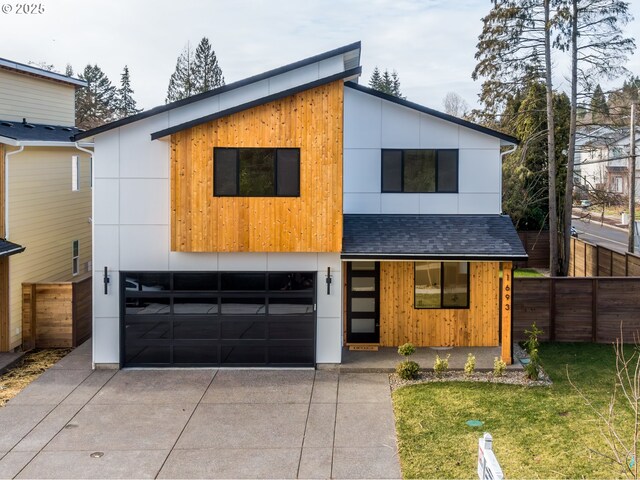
top-left (0, 59), bottom-right (92, 352)
top-left (75, 42), bottom-right (526, 369)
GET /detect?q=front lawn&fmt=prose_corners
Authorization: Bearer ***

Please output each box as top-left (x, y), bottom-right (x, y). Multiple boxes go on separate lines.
top-left (513, 268), bottom-right (545, 278)
top-left (393, 343), bottom-right (633, 478)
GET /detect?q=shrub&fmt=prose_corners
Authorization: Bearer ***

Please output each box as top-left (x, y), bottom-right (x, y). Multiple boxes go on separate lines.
top-left (493, 357), bottom-right (506, 377)
top-left (396, 360), bottom-right (420, 380)
top-left (433, 354), bottom-right (450, 377)
top-left (398, 342), bottom-right (416, 357)
top-left (524, 323), bottom-right (543, 380)
top-left (464, 353), bottom-right (476, 377)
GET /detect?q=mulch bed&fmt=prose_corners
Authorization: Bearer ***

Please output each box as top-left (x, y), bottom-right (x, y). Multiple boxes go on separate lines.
top-left (0, 349), bottom-right (71, 406)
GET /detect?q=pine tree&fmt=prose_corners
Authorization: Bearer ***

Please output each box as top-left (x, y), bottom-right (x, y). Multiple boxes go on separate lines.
top-left (166, 43), bottom-right (195, 103)
top-left (166, 38), bottom-right (225, 103)
top-left (192, 37), bottom-right (224, 92)
top-left (368, 67), bottom-right (382, 90)
top-left (76, 64), bottom-right (117, 129)
top-left (64, 64), bottom-right (74, 78)
top-left (590, 84), bottom-right (609, 123)
top-left (115, 65), bottom-right (141, 119)
top-left (368, 67), bottom-right (404, 98)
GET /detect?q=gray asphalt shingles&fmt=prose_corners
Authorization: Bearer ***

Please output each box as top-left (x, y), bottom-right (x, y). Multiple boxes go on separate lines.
top-left (342, 214), bottom-right (528, 259)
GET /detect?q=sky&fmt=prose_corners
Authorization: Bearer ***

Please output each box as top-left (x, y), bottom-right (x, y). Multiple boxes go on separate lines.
top-left (1, 0), bottom-right (639, 112)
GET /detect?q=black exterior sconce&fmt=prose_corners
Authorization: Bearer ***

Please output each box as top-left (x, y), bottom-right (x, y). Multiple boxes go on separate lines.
top-left (326, 266), bottom-right (332, 294)
top-left (103, 266), bottom-right (110, 294)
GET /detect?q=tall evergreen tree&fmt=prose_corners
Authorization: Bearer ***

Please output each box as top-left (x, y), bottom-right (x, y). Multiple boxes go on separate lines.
top-left (192, 37), bottom-right (225, 92)
top-left (369, 67), bottom-right (382, 90)
top-left (590, 84), bottom-right (609, 122)
top-left (555, 0), bottom-right (634, 275)
top-left (167, 38), bottom-right (225, 103)
top-left (115, 65), bottom-right (141, 119)
top-left (166, 43), bottom-right (195, 103)
top-left (64, 64), bottom-right (74, 78)
top-left (368, 67), bottom-right (404, 98)
top-left (76, 64), bottom-right (116, 129)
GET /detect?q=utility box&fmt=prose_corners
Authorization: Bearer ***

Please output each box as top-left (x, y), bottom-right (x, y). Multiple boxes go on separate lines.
top-left (478, 433), bottom-right (504, 480)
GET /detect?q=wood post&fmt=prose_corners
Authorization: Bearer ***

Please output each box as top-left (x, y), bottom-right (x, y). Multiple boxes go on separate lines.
top-left (500, 262), bottom-right (513, 364)
top-left (591, 278), bottom-right (598, 342)
top-left (0, 258), bottom-right (8, 351)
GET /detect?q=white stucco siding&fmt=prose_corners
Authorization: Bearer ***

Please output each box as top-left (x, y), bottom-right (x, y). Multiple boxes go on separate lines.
top-left (343, 87), bottom-right (503, 215)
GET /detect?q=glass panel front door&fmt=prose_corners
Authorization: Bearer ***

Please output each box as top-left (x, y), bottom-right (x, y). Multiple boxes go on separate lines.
top-left (346, 262), bottom-right (380, 344)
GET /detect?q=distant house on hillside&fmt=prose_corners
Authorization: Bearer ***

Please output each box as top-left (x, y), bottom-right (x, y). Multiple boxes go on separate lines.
top-left (574, 126), bottom-right (640, 201)
top-left (0, 58), bottom-right (93, 351)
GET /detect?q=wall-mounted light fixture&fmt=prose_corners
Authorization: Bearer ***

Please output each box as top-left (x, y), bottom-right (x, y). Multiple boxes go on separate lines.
top-left (103, 266), bottom-right (110, 294)
top-left (326, 266), bottom-right (332, 295)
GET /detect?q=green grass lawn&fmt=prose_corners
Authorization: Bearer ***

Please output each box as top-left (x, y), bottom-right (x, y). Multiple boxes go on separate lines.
top-left (393, 343), bottom-right (634, 478)
top-left (513, 268), bottom-right (545, 278)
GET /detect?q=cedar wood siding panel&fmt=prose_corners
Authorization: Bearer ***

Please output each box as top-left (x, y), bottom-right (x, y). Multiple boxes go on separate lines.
top-left (7, 147), bottom-right (92, 349)
top-left (171, 80), bottom-right (343, 253)
top-left (378, 261), bottom-right (500, 347)
top-left (0, 70), bottom-right (76, 125)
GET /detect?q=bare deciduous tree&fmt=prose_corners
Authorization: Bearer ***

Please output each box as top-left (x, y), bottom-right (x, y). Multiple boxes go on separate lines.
top-left (443, 92), bottom-right (469, 118)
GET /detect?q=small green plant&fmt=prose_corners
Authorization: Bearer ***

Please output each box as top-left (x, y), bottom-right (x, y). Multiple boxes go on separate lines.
top-left (464, 353), bottom-right (476, 377)
top-left (433, 354), bottom-right (450, 377)
top-left (398, 342), bottom-right (416, 357)
top-left (493, 357), bottom-right (507, 377)
top-left (396, 360), bottom-right (420, 380)
top-left (396, 342), bottom-right (420, 379)
top-left (524, 323), bottom-right (543, 380)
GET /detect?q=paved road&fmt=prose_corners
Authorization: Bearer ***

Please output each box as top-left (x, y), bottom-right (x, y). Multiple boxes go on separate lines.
top-left (572, 217), bottom-right (629, 253)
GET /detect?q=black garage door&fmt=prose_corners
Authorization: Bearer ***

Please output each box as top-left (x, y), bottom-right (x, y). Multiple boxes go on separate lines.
top-left (121, 271), bottom-right (316, 367)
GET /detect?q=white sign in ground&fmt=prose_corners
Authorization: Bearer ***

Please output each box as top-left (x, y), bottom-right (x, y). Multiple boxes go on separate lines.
top-left (478, 433), bottom-right (504, 480)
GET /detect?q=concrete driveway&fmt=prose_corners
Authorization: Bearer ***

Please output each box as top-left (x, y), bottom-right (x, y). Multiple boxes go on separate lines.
top-left (0, 342), bottom-right (400, 479)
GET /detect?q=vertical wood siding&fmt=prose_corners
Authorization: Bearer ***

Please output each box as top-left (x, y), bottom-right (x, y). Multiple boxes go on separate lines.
top-left (171, 80), bottom-right (344, 252)
top-left (378, 261), bottom-right (500, 347)
top-left (8, 147), bottom-right (92, 350)
top-left (0, 70), bottom-right (76, 125)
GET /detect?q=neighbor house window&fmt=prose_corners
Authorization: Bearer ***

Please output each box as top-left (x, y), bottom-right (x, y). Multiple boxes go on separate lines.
top-left (381, 149), bottom-right (458, 193)
top-left (71, 155), bottom-right (80, 191)
top-left (72, 240), bottom-right (79, 276)
top-left (414, 261), bottom-right (469, 308)
top-left (214, 148), bottom-right (300, 197)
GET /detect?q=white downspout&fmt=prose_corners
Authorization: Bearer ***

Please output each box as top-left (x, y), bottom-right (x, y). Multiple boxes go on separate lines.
top-left (4, 145), bottom-right (24, 240)
top-left (499, 144), bottom-right (518, 215)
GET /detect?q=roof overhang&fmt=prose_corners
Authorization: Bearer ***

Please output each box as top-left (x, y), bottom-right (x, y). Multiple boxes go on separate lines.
top-left (342, 214), bottom-right (528, 261)
top-left (0, 137), bottom-right (78, 147)
top-left (0, 58), bottom-right (86, 87)
top-left (0, 239), bottom-right (25, 257)
top-left (150, 67), bottom-right (362, 140)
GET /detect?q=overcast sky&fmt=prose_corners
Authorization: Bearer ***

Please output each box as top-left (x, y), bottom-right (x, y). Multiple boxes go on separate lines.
top-left (1, 0), bottom-right (639, 112)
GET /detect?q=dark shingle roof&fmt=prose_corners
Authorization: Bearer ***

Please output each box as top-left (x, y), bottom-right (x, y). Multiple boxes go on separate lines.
top-left (342, 214), bottom-right (527, 260)
top-left (0, 239), bottom-right (25, 257)
top-left (0, 120), bottom-right (81, 143)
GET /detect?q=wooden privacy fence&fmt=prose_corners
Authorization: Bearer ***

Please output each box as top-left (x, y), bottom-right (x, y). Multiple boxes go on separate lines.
top-left (513, 277), bottom-right (640, 343)
top-left (22, 273), bottom-right (92, 349)
top-left (569, 236), bottom-right (640, 277)
top-left (516, 230), bottom-right (550, 269)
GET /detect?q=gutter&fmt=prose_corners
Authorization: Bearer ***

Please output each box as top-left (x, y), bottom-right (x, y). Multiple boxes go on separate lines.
top-left (4, 145), bottom-right (24, 239)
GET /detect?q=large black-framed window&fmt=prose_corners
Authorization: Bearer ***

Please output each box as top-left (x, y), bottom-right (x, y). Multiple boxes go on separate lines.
top-left (214, 147), bottom-right (300, 197)
top-left (414, 262), bottom-right (469, 309)
top-left (381, 149), bottom-right (458, 193)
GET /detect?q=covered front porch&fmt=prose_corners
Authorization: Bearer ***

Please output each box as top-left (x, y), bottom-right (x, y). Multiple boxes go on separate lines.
top-left (341, 214), bottom-right (528, 365)
top-left (340, 345), bottom-right (524, 373)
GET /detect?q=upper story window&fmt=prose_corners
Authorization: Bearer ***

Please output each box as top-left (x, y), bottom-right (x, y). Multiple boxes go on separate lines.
top-left (214, 148), bottom-right (300, 197)
top-left (381, 149), bottom-right (458, 193)
top-left (71, 155), bottom-right (80, 191)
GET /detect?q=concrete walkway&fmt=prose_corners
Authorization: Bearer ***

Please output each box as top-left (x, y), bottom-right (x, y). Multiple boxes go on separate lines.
top-left (0, 342), bottom-right (401, 479)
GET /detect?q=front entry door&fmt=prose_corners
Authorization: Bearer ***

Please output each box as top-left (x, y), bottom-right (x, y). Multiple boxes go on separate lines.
top-left (346, 262), bottom-right (380, 344)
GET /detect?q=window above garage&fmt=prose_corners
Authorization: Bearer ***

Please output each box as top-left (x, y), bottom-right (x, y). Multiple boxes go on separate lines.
top-left (381, 149), bottom-right (458, 193)
top-left (214, 148), bottom-right (300, 197)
